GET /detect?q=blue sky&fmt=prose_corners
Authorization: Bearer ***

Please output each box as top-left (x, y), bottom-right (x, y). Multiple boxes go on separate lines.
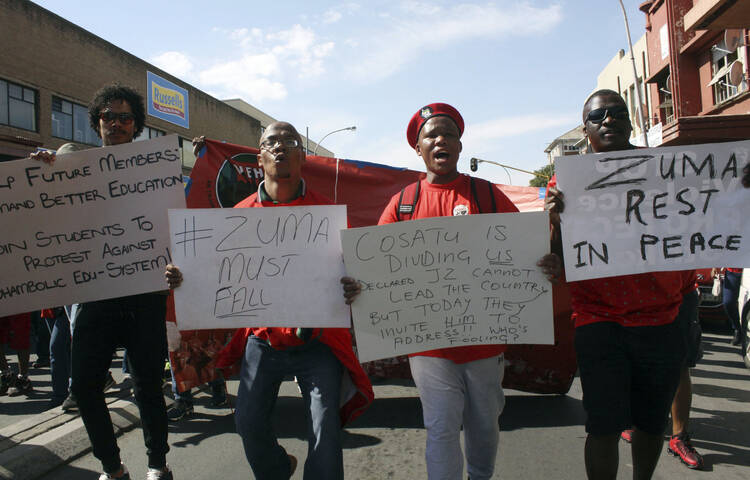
top-left (36, 0), bottom-right (647, 186)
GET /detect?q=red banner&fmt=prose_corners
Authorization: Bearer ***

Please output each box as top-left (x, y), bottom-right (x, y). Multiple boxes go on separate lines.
top-left (171, 139), bottom-right (575, 394)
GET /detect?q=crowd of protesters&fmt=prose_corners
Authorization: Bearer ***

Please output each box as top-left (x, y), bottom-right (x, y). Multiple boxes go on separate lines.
top-left (1, 81), bottom-right (748, 480)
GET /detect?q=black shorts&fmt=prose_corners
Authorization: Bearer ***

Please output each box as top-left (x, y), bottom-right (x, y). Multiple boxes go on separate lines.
top-left (575, 319), bottom-right (685, 436)
top-left (677, 289), bottom-right (702, 368)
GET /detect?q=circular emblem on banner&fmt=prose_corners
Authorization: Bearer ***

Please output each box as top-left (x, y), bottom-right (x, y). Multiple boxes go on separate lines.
top-left (453, 204), bottom-right (469, 216)
top-left (420, 106), bottom-right (433, 119)
top-left (215, 152), bottom-right (261, 207)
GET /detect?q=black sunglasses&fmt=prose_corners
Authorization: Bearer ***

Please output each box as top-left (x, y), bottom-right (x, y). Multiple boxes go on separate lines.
top-left (99, 111), bottom-right (135, 124)
top-left (585, 105), bottom-right (629, 124)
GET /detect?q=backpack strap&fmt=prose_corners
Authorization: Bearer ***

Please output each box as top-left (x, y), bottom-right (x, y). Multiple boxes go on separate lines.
top-left (469, 177), bottom-right (497, 213)
top-left (396, 180), bottom-right (421, 221)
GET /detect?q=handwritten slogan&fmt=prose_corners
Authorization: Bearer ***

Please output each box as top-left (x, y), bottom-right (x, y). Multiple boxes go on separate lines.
top-left (556, 140), bottom-right (750, 282)
top-left (341, 212), bottom-right (554, 362)
top-left (0, 135), bottom-right (186, 316)
top-left (169, 205), bottom-right (349, 330)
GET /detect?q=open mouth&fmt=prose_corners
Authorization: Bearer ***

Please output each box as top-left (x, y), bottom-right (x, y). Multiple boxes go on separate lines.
top-left (434, 151), bottom-right (450, 160)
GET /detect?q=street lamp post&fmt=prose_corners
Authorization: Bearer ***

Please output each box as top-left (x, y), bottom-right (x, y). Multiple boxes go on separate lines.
top-left (312, 126), bottom-right (357, 156)
top-left (617, 0), bottom-right (649, 147)
top-left (470, 157), bottom-right (549, 185)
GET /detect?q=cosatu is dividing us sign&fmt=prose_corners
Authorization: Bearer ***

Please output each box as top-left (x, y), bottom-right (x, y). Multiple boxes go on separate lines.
top-left (341, 212), bottom-right (554, 362)
top-left (555, 140), bottom-right (750, 282)
top-left (0, 135), bottom-right (186, 316)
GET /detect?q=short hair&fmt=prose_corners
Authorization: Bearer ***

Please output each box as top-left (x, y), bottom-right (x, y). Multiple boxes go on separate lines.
top-left (88, 83), bottom-right (146, 139)
top-left (582, 89), bottom-right (625, 121)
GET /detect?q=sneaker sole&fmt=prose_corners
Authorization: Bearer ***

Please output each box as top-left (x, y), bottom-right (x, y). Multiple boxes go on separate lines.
top-left (667, 447), bottom-right (703, 470)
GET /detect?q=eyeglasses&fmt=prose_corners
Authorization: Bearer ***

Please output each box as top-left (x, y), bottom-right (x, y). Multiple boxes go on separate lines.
top-left (585, 105), bottom-right (629, 124)
top-left (99, 111), bottom-right (136, 124)
top-left (260, 138), bottom-right (300, 150)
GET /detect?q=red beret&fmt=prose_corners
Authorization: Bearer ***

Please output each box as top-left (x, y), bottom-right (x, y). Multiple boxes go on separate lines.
top-left (406, 102), bottom-right (464, 148)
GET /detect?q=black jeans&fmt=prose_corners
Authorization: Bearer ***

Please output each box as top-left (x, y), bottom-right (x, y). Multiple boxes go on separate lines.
top-left (71, 293), bottom-right (169, 473)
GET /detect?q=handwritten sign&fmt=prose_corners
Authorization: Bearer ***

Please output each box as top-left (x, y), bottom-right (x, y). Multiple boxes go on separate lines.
top-left (0, 135), bottom-right (186, 315)
top-left (556, 140), bottom-right (750, 282)
top-left (341, 212), bottom-right (554, 362)
top-left (169, 205), bottom-right (349, 330)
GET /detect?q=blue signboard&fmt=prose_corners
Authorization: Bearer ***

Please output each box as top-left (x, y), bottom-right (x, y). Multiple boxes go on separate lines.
top-left (146, 71), bottom-right (189, 129)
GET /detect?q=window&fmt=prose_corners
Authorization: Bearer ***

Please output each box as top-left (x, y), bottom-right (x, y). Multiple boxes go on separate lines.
top-left (710, 39), bottom-right (747, 105)
top-left (51, 96), bottom-right (101, 146)
top-left (0, 78), bottom-right (36, 131)
top-left (134, 126), bottom-right (166, 142)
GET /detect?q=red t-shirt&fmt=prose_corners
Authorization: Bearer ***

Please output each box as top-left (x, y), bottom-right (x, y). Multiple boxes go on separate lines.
top-left (234, 187), bottom-right (341, 349)
top-left (547, 174), bottom-right (696, 328)
top-left (379, 174), bottom-right (519, 364)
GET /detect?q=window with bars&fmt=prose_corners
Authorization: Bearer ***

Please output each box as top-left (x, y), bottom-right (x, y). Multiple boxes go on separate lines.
top-left (134, 126), bottom-right (166, 142)
top-left (0, 78), bottom-right (37, 131)
top-left (51, 96), bottom-right (101, 146)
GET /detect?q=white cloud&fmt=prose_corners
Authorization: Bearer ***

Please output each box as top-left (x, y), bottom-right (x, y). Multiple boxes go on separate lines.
top-left (347, 2), bottom-right (564, 82)
top-left (198, 53), bottom-right (287, 101)
top-left (151, 51), bottom-right (194, 78)
top-left (192, 24), bottom-right (335, 101)
top-left (322, 10), bottom-right (343, 24)
top-left (464, 113), bottom-right (575, 144)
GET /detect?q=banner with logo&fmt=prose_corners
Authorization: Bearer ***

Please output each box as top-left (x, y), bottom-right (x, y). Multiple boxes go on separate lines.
top-left (170, 138), bottom-right (575, 394)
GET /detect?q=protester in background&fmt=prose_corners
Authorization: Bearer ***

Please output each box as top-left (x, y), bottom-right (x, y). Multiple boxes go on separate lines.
top-left (30, 311), bottom-right (50, 368)
top-left (714, 267), bottom-right (744, 346)
top-left (0, 313), bottom-right (33, 396)
top-left (345, 103), bottom-right (558, 480)
top-left (546, 89), bottom-right (695, 480)
top-left (166, 121), bottom-right (373, 480)
top-left (31, 84), bottom-right (173, 480)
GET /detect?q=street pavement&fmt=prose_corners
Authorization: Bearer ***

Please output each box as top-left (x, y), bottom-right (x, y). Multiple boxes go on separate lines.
top-left (2, 328), bottom-right (749, 479)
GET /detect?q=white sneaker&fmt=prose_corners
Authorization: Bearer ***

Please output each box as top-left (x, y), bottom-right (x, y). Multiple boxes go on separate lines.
top-left (146, 464), bottom-right (173, 480)
top-left (98, 463), bottom-right (129, 479)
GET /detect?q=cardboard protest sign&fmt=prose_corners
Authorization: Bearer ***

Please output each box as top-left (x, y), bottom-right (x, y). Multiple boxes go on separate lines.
top-left (0, 135), bottom-right (185, 315)
top-left (556, 140), bottom-right (750, 282)
top-left (169, 205), bottom-right (349, 329)
top-left (341, 211), bottom-right (554, 362)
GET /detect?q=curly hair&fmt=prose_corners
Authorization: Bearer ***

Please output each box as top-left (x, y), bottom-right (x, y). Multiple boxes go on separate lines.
top-left (88, 83), bottom-right (146, 139)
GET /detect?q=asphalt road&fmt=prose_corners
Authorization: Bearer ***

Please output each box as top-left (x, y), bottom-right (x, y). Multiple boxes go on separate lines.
top-left (32, 329), bottom-right (749, 480)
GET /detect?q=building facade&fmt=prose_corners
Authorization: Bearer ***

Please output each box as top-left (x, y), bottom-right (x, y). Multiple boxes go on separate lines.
top-left (639, 0), bottom-right (750, 146)
top-left (595, 34), bottom-right (656, 145)
top-left (0, 0), bottom-right (263, 171)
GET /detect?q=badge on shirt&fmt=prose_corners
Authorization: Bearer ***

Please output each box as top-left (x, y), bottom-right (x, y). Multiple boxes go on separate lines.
top-left (453, 204), bottom-right (469, 216)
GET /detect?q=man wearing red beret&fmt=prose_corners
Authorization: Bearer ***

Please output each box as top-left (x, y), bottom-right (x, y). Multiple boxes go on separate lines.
top-left (369, 103), bottom-right (559, 479)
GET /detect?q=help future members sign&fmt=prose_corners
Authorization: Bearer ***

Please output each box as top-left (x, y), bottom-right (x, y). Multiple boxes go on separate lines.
top-left (555, 140), bottom-right (749, 282)
top-left (0, 135), bottom-right (185, 316)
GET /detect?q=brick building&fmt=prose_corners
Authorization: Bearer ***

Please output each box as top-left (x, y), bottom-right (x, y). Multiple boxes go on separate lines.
top-left (639, 0), bottom-right (750, 145)
top-left (0, 0), bottom-right (263, 171)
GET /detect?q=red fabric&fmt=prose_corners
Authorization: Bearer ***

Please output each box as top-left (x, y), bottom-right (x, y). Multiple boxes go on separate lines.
top-left (726, 268), bottom-right (743, 273)
top-left (217, 188), bottom-right (374, 426)
top-left (182, 138), bottom-right (562, 392)
top-left (378, 174), bottom-right (519, 364)
top-left (0, 313), bottom-right (31, 350)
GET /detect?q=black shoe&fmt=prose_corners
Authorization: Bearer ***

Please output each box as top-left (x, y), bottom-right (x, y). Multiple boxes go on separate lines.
top-left (731, 331), bottom-right (742, 346)
top-left (167, 400), bottom-right (193, 421)
top-left (209, 383), bottom-right (228, 407)
top-left (8, 375), bottom-right (32, 396)
top-left (62, 393), bottom-right (78, 412)
top-left (0, 372), bottom-right (13, 396)
top-left (32, 358), bottom-right (50, 368)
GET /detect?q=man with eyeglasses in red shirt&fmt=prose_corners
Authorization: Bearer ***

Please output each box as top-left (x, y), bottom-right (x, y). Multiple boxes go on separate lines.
top-left (34, 84), bottom-right (173, 480)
